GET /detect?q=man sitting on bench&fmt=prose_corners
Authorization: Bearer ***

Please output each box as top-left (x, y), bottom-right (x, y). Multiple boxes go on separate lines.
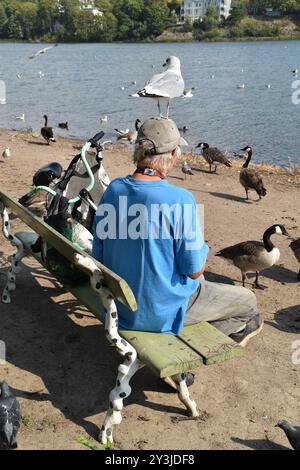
top-left (92, 117), bottom-right (263, 346)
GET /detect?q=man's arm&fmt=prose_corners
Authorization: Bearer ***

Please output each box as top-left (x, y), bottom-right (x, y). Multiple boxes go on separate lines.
top-left (188, 264), bottom-right (206, 280)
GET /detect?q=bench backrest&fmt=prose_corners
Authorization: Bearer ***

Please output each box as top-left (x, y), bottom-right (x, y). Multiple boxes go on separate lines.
top-left (0, 190), bottom-right (137, 312)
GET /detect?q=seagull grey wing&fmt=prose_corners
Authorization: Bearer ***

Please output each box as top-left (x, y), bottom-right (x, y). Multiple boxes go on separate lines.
top-left (144, 69), bottom-right (184, 98)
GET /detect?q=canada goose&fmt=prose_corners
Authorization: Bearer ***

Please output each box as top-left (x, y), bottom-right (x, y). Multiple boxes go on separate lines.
top-left (196, 143), bottom-right (232, 173)
top-left (178, 125), bottom-right (189, 133)
top-left (41, 115), bottom-right (55, 144)
top-left (2, 147), bottom-right (11, 159)
top-left (115, 119), bottom-right (141, 143)
top-left (182, 161), bottom-right (193, 179)
top-left (240, 146), bottom-right (267, 200)
top-left (289, 238), bottom-right (300, 280)
top-left (216, 224), bottom-right (289, 289)
top-left (58, 122), bottom-right (69, 131)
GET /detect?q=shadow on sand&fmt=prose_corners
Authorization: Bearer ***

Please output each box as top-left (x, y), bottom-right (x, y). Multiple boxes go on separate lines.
top-left (231, 436), bottom-right (291, 451)
top-left (0, 260), bottom-right (187, 441)
top-left (209, 192), bottom-right (253, 204)
top-left (265, 304), bottom-right (300, 333)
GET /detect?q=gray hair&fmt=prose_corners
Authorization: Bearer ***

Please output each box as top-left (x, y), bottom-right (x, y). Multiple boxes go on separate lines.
top-left (133, 140), bottom-right (173, 173)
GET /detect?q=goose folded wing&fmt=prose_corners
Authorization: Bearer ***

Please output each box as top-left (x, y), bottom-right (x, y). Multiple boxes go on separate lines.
top-left (142, 70), bottom-right (184, 98)
top-left (242, 169), bottom-right (263, 188)
top-left (219, 241), bottom-right (265, 259)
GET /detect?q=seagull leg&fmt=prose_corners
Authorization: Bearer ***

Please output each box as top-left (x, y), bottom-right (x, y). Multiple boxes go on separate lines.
top-left (254, 271), bottom-right (267, 290)
top-left (157, 99), bottom-right (162, 117)
top-left (166, 100), bottom-right (170, 119)
top-left (245, 189), bottom-right (249, 200)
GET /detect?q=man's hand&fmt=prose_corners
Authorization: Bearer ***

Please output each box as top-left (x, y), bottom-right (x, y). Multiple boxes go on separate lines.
top-left (188, 264), bottom-right (206, 280)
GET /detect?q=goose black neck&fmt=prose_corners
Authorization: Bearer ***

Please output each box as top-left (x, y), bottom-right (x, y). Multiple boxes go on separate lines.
top-left (263, 227), bottom-right (275, 252)
top-left (44, 115), bottom-right (48, 126)
top-left (135, 120), bottom-right (140, 131)
top-left (243, 149), bottom-right (252, 168)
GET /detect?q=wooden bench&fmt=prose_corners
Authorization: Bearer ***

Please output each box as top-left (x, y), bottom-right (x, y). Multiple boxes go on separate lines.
top-left (0, 189), bottom-right (244, 445)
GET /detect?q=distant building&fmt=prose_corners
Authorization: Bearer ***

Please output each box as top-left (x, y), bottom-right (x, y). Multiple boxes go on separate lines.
top-left (265, 7), bottom-right (280, 17)
top-left (181, 1), bottom-right (232, 21)
top-left (79, 1), bottom-right (103, 16)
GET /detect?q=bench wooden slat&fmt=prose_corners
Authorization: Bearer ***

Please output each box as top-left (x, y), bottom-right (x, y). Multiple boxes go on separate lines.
top-left (179, 322), bottom-right (245, 365)
top-left (120, 330), bottom-right (204, 378)
top-left (0, 189), bottom-right (137, 311)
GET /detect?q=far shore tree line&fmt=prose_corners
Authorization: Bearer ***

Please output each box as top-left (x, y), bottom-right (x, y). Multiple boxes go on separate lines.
top-left (0, 0), bottom-right (300, 42)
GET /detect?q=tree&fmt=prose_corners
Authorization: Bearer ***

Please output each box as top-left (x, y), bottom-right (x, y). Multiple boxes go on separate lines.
top-left (0, 4), bottom-right (8, 38)
top-left (201, 5), bottom-right (219, 31)
top-left (228, 1), bottom-right (248, 25)
top-left (143, 0), bottom-right (170, 38)
top-left (36, 0), bottom-right (59, 37)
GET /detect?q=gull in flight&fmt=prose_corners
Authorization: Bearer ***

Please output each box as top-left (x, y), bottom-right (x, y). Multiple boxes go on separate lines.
top-left (29, 44), bottom-right (58, 59)
top-left (134, 56), bottom-right (185, 118)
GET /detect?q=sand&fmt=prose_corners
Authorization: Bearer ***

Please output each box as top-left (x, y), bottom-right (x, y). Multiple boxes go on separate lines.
top-left (0, 128), bottom-right (299, 451)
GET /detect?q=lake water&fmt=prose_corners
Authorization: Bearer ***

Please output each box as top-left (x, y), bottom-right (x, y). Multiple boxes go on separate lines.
top-left (0, 41), bottom-right (300, 167)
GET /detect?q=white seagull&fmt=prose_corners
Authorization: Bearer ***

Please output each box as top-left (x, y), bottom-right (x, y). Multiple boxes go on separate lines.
top-left (100, 115), bottom-right (108, 123)
top-left (135, 56), bottom-right (185, 118)
top-left (2, 147), bottom-right (11, 159)
top-left (29, 44), bottom-right (58, 60)
top-left (15, 114), bottom-right (25, 121)
top-left (183, 88), bottom-right (194, 99)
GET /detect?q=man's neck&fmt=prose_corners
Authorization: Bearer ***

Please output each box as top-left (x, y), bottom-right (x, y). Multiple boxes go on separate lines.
top-left (133, 167), bottom-right (166, 181)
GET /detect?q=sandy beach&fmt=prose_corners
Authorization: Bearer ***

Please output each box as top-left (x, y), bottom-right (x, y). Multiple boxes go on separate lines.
top-left (0, 128), bottom-right (299, 450)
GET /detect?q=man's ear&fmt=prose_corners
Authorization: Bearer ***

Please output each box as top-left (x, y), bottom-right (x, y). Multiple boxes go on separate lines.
top-left (171, 147), bottom-right (178, 159)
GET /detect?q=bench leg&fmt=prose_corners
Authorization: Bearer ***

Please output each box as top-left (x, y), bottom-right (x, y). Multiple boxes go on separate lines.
top-left (74, 254), bottom-right (142, 446)
top-left (0, 205), bottom-right (26, 304)
top-left (100, 353), bottom-right (141, 446)
top-left (170, 373), bottom-right (199, 418)
top-left (99, 287), bottom-right (141, 445)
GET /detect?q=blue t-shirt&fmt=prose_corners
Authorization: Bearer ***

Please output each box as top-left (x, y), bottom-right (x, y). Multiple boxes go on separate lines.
top-left (92, 177), bottom-right (209, 335)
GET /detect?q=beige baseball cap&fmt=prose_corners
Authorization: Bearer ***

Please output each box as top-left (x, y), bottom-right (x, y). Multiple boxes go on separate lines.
top-left (136, 117), bottom-right (187, 155)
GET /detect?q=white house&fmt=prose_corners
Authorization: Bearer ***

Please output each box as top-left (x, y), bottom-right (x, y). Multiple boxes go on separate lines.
top-left (181, 0), bottom-right (232, 21)
top-left (79, 0), bottom-right (103, 16)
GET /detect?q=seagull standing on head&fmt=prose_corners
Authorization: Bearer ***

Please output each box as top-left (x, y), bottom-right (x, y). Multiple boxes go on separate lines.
top-left (134, 56), bottom-right (185, 118)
